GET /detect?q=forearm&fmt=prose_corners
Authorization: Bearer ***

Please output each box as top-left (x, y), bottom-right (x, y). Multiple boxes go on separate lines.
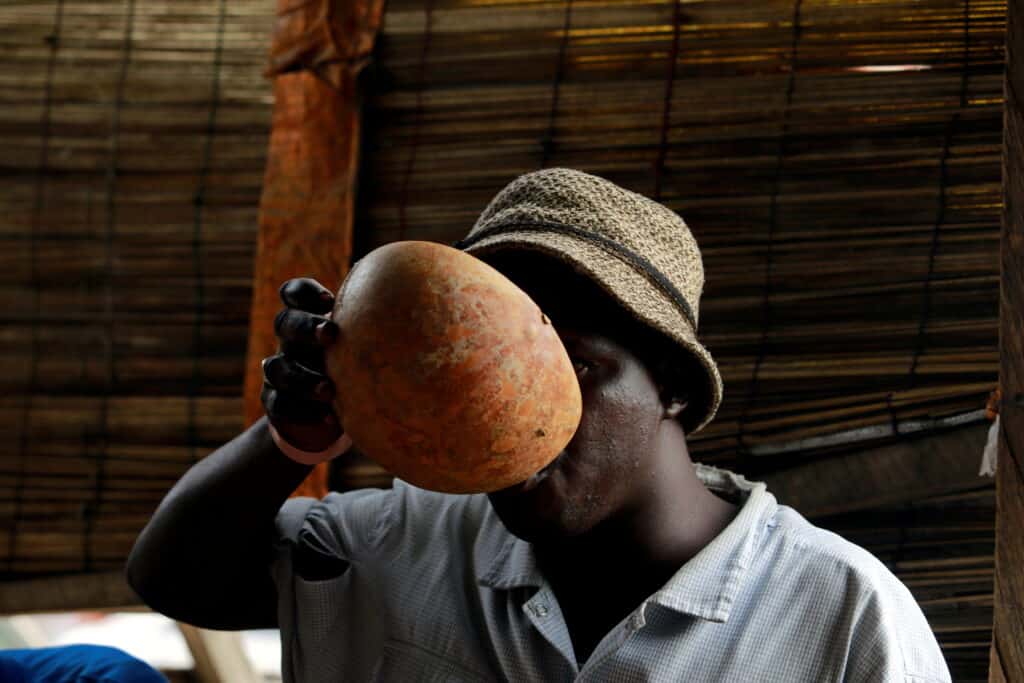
top-left (126, 416), bottom-right (315, 628)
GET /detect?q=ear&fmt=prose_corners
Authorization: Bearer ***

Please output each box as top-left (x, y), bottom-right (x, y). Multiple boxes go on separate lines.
top-left (663, 397), bottom-right (688, 420)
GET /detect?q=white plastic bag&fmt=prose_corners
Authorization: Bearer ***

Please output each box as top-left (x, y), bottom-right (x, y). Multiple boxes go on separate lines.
top-left (979, 415), bottom-right (1000, 477)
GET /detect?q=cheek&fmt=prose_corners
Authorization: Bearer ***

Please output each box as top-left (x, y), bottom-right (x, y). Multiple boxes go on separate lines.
top-left (572, 378), bottom-right (663, 481)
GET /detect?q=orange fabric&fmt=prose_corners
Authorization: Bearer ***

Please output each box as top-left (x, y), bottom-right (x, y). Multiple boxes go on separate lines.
top-left (986, 388), bottom-right (1001, 421)
top-left (245, 0), bottom-right (385, 499)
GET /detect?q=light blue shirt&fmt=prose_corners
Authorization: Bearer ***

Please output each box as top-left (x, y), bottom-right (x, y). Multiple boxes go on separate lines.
top-left (273, 464), bottom-right (951, 682)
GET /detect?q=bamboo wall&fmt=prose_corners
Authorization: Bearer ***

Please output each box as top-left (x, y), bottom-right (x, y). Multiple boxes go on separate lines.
top-left (0, 1), bottom-right (1007, 680)
top-left (0, 0), bottom-right (272, 574)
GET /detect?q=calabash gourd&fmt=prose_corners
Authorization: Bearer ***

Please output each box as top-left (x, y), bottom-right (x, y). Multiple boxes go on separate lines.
top-left (326, 241), bottom-right (582, 493)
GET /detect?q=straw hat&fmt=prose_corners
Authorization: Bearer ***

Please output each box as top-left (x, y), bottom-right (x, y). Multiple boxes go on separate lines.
top-left (455, 168), bottom-right (722, 433)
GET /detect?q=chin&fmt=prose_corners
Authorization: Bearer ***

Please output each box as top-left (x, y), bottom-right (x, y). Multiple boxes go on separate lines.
top-left (487, 491), bottom-right (591, 545)
top-left (486, 448), bottom-right (608, 543)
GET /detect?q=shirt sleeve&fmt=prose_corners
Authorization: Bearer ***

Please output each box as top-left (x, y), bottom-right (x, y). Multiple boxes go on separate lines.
top-left (274, 486), bottom-right (396, 568)
top-left (842, 570), bottom-right (952, 683)
top-left (271, 487), bottom-right (400, 683)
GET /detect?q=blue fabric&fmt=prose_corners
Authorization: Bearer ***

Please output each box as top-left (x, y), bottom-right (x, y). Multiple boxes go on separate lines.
top-left (0, 645), bottom-right (166, 683)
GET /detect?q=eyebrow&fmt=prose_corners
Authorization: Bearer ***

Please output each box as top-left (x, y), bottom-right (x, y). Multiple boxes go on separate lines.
top-left (556, 329), bottom-right (622, 357)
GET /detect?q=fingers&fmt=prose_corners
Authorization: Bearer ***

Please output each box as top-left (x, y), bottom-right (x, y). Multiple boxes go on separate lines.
top-left (278, 340), bottom-right (327, 374)
top-left (265, 278), bottom-right (344, 452)
top-left (261, 381), bottom-right (337, 426)
top-left (274, 307), bottom-right (338, 348)
top-left (262, 354), bottom-right (333, 403)
top-left (261, 352), bottom-right (338, 442)
top-left (279, 278), bottom-right (335, 315)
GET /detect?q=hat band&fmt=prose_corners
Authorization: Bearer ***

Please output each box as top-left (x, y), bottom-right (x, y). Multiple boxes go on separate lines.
top-left (455, 220), bottom-right (698, 331)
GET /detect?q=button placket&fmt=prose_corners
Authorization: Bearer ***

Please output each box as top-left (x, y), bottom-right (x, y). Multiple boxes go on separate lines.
top-left (577, 603), bottom-right (647, 680)
top-left (522, 585), bottom-right (577, 672)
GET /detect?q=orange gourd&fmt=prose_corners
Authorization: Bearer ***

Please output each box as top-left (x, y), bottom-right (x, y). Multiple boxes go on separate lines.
top-left (326, 241), bottom-right (582, 493)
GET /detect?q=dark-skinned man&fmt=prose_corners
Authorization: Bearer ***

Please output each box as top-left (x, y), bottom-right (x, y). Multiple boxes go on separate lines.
top-left (127, 169), bottom-right (951, 682)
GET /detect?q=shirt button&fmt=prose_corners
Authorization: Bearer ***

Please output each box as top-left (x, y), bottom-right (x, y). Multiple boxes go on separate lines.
top-left (628, 615), bottom-right (644, 631)
top-left (533, 604), bottom-right (549, 618)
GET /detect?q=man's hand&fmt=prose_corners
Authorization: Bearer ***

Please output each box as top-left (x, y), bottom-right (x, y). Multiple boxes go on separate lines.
top-left (261, 277), bottom-right (343, 453)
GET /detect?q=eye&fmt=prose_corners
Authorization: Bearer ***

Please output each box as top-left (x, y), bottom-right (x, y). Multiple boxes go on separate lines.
top-left (571, 357), bottom-right (594, 376)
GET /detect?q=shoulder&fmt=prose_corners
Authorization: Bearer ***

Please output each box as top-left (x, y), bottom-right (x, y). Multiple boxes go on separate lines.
top-left (770, 505), bottom-right (894, 585)
top-left (276, 480), bottom-right (495, 558)
top-left (380, 479), bottom-right (495, 544)
top-left (763, 505), bottom-right (950, 682)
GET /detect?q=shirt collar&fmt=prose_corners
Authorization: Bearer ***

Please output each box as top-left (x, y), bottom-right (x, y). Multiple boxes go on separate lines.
top-left (476, 521), bottom-right (544, 589)
top-left (647, 464), bottom-right (776, 623)
top-left (475, 464), bottom-right (777, 623)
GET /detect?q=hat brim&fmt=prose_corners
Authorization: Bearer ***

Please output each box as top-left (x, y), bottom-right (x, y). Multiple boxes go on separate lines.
top-left (464, 231), bottom-right (723, 433)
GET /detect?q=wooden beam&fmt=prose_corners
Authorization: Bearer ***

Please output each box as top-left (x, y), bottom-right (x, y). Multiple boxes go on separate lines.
top-left (763, 424), bottom-right (991, 519)
top-left (0, 571), bottom-right (139, 615)
top-left (242, 0), bottom-right (386, 498)
top-left (992, 0), bottom-right (1024, 677)
top-left (178, 623), bottom-right (261, 683)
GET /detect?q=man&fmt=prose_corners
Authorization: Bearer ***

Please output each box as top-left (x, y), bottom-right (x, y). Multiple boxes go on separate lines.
top-left (127, 169), bottom-right (951, 681)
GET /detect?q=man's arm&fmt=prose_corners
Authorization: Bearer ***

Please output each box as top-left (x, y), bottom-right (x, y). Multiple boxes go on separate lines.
top-left (125, 417), bottom-right (313, 629)
top-left (127, 278), bottom-right (344, 630)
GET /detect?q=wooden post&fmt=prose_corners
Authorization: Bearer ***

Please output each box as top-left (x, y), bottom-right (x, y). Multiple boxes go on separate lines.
top-left (243, 0), bottom-right (385, 498)
top-left (178, 623), bottom-right (261, 683)
top-left (992, 0), bottom-right (1024, 677)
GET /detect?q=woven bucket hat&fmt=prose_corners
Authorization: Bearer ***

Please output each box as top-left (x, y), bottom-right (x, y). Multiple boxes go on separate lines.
top-left (455, 168), bottom-right (723, 433)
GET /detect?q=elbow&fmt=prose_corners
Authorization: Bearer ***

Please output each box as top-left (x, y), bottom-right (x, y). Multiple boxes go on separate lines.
top-left (125, 533), bottom-right (175, 618)
top-left (124, 539), bottom-right (155, 609)
top-left (125, 538), bottom-right (277, 630)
